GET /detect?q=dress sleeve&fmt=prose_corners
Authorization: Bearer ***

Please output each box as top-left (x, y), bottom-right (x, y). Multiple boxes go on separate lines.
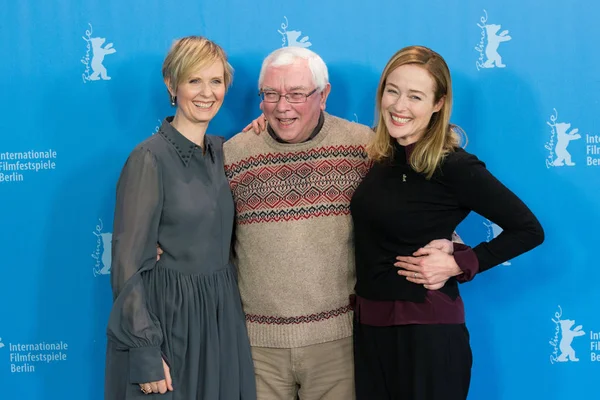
top-left (442, 150), bottom-right (544, 273)
top-left (106, 147), bottom-right (165, 384)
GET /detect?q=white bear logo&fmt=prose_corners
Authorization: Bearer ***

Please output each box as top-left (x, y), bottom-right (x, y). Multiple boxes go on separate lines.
top-left (92, 218), bottom-right (112, 277)
top-left (483, 220), bottom-right (510, 265)
top-left (475, 12), bottom-right (512, 71)
top-left (557, 319), bottom-right (585, 362)
top-left (278, 16), bottom-right (312, 48)
top-left (94, 232), bottom-right (113, 276)
top-left (483, 24), bottom-right (511, 68)
top-left (81, 24), bottom-right (116, 83)
top-left (552, 122), bottom-right (581, 166)
top-left (90, 37), bottom-right (116, 81)
top-left (284, 30), bottom-right (312, 48)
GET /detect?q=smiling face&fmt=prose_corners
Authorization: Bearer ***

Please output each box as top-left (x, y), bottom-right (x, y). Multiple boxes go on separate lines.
top-left (167, 61), bottom-right (226, 128)
top-left (380, 64), bottom-right (444, 146)
top-left (260, 59), bottom-right (330, 144)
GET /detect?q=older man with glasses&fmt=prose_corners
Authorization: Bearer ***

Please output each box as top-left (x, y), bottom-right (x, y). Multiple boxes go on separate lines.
top-left (223, 47), bottom-right (371, 399)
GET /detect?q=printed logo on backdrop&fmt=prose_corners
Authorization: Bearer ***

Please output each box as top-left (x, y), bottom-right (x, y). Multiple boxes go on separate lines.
top-left (483, 219), bottom-right (510, 265)
top-left (92, 218), bottom-right (112, 277)
top-left (475, 10), bottom-right (512, 70)
top-left (0, 149), bottom-right (58, 184)
top-left (1, 338), bottom-right (69, 373)
top-left (545, 108), bottom-right (600, 168)
top-left (81, 23), bottom-right (117, 83)
top-left (549, 305), bottom-right (600, 364)
top-left (278, 16), bottom-right (312, 48)
top-left (152, 119), bottom-right (162, 135)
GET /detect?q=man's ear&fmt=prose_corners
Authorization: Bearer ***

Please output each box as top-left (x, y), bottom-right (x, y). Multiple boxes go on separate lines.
top-left (319, 83), bottom-right (332, 111)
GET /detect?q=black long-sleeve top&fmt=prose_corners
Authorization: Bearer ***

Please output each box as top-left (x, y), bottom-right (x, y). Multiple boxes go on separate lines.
top-left (350, 142), bottom-right (544, 303)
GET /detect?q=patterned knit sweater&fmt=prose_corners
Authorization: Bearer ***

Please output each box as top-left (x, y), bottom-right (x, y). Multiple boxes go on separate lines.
top-left (224, 113), bottom-right (372, 348)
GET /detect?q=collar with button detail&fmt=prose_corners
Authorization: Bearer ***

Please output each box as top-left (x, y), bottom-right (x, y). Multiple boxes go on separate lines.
top-left (159, 116), bottom-right (215, 166)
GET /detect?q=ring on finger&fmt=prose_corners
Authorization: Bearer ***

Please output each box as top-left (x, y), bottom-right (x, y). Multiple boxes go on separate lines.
top-left (413, 272), bottom-right (418, 278)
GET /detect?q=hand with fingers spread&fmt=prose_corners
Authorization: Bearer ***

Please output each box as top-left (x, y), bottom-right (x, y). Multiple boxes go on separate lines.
top-left (394, 243), bottom-right (462, 290)
top-left (139, 358), bottom-right (173, 395)
top-left (242, 114), bottom-right (267, 134)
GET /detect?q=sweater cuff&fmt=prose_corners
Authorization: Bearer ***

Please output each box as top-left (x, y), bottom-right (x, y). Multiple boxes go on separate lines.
top-left (129, 346), bottom-right (164, 384)
top-left (453, 243), bottom-right (479, 283)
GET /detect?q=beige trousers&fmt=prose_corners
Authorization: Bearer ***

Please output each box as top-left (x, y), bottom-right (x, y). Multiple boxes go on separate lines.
top-left (250, 337), bottom-right (355, 400)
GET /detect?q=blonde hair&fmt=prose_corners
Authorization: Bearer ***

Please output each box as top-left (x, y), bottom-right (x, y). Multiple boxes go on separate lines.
top-left (162, 36), bottom-right (233, 99)
top-left (367, 46), bottom-right (463, 179)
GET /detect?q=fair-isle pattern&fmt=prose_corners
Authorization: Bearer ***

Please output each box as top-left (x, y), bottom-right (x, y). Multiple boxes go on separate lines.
top-left (223, 114), bottom-right (373, 348)
top-left (225, 146), bottom-right (371, 224)
top-left (245, 304), bottom-right (353, 325)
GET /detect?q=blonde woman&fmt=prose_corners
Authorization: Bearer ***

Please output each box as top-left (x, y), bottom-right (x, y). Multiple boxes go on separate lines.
top-left (104, 36), bottom-right (256, 399)
top-left (350, 46), bottom-right (544, 400)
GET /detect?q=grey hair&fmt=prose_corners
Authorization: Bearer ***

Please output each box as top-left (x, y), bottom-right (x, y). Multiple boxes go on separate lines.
top-left (258, 47), bottom-right (329, 91)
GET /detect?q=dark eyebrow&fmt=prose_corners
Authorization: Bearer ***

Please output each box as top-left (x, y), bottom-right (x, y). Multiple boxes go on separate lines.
top-left (408, 89), bottom-right (427, 96)
top-left (385, 82), bottom-right (427, 96)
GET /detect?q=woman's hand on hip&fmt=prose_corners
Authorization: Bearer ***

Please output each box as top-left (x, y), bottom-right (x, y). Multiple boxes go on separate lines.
top-left (422, 238), bottom-right (454, 255)
top-left (394, 247), bottom-right (463, 289)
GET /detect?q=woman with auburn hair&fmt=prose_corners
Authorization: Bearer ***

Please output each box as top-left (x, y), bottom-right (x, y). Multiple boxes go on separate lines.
top-left (104, 36), bottom-right (256, 399)
top-left (350, 46), bottom-right (544, 399)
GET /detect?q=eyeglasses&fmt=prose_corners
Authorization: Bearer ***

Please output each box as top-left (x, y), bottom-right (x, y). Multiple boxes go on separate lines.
top-left (258, 88), bottom-right (318, 103)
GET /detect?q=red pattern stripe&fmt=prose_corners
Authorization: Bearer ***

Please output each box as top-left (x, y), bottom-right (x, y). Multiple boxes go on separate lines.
top-left (246, 304), bottom-right (353, 325)
top-left (226, 146), bottom-right (371, 224)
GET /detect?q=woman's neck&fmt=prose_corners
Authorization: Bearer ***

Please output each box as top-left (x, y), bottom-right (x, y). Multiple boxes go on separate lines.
top-left (171, 114), bottom-right (208, 148)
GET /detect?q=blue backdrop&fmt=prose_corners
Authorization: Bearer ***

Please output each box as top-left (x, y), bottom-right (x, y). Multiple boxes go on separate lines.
top-left (1, 0), bottom-right (598, 398)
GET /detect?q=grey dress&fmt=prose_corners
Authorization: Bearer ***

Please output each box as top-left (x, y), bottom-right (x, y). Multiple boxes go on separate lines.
top-left (104, 118), bottom-right (256, 400)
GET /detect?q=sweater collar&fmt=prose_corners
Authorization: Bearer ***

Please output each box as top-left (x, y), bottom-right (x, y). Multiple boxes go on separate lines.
top-left (266, 111), bottom-right (325, 144)
top-left (260, 112), bottom-right (333, 151)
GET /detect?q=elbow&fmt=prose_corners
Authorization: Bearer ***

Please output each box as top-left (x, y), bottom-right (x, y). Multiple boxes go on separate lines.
top-left (530, 222), bottom-right (545, 248)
